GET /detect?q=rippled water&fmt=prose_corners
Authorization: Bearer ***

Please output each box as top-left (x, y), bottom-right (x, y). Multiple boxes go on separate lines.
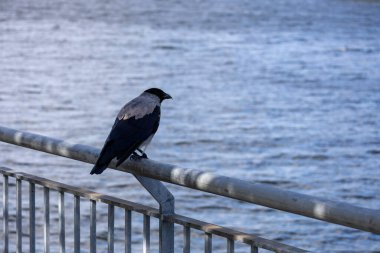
top-left (1, 0), bottom-right (380, 252)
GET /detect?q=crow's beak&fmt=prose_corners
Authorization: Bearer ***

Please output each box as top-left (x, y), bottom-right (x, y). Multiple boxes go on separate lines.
top-left (164, 93), bottom-right (172, 100)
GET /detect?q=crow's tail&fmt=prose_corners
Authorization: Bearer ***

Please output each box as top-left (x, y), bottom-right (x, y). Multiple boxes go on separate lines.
top-left (90, 140), bottom-right (114, 175)
top-left (90, 162), bottom-right (109, 175)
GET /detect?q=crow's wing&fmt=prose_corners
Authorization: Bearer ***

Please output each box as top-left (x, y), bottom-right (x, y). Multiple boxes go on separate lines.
top-left (90, 106), bottom-right (160, 174)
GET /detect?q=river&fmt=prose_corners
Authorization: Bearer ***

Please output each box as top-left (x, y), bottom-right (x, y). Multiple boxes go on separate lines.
top-left (1, 0), bottom-right (380, 251)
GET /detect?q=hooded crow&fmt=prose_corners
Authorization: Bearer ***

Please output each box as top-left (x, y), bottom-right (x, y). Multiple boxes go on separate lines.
top-left (90, 88), bottom-right (172, 175)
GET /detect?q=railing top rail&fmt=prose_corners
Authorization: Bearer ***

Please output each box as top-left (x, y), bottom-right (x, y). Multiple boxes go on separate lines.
top-left (0, 166), bottom-right (306, 253)
top-left (0, 125), bottom-right (379, 234)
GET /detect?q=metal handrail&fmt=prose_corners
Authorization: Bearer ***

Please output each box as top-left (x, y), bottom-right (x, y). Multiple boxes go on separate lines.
top-left (0, 125), bottom-right (379, 234)
top-left (0, 167), bottom-right (306, 253)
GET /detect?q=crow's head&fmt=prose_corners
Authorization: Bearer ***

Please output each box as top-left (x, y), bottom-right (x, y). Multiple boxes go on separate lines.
top-left (144, 88), bottom-right (172, 102)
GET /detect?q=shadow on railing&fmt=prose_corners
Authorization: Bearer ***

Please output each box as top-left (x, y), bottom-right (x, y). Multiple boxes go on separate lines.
top-left (0, 125), bottom-right (379, 252)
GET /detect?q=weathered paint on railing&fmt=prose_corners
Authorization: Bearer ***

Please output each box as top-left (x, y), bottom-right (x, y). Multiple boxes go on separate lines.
top-left (0, 125), bottom-right (379, 234)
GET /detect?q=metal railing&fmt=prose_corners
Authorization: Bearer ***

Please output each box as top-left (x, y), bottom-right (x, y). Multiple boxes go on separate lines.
top-left (0, 167), bottom-right (304, 253)
top-left (0, 125), bottom-right (379, 252)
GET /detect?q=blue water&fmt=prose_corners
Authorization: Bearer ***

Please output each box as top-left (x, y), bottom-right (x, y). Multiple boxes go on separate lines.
top-left (1, 0), bottom-right (380, 252)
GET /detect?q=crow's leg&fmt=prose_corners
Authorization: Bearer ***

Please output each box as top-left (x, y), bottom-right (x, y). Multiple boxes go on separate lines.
top-left (130, 151), bottom-right (141, 161)
top-left (136, 148), bottom-right (148, 159)
top-left (130, 150), bottom-right (148, 161)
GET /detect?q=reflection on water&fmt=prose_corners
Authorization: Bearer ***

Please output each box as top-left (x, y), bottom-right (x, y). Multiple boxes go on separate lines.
top-left (1, 0), bottom-right (380, 251)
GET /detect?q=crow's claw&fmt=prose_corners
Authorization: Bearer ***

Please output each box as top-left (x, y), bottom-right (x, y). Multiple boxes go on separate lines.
top-left (130, 153), bottom-right (141, 161)
top-left (130, 152), bottom-right (148, 161)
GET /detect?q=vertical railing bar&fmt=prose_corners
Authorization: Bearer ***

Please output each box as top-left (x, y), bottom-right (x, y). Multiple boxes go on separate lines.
top-left (108, 205), bottom-right (114, 253)
top-left (204, 232), bottom-right (212, 253)
top-left (29, 183), bottom-right (36, 253)
top-left (90, 200), bottom-right (96, 253)
top-left (16, 178), bottom-right (22, 253)
top-left (44, 187), bottom-right (50, 253)
top-left (251, 245), bottom-right (259, 253)
top-left (3, 175), bottom-right (8, 253)
top-left (227, 238), bottom-right (234, 253)
top-left (183, 225), bottom-right (190, 253)
top-left (143, 214), bottom-right (150, 253)
top-left (59, 191), bottom-right (65, 253)
top-left (159, 208), bottom-right (174, 253)
top-left (125, 209), bottom-right (132, 253)
top-left (74, 195), bottom-right (80, 253)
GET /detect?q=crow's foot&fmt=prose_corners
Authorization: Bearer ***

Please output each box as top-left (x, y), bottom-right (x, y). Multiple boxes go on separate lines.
top-left (130, 152), bottom-right (148, 161)
top-left (136, 149), bottom-right (148, 159)
top-left (130, 153), bottom-right (141, 161)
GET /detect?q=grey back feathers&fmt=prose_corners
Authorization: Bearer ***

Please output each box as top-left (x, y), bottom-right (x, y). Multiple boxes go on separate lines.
top-left (117, 92), bottom-right (161, 120)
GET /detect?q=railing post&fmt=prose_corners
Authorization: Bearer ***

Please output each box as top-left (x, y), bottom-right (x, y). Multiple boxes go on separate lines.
top-left (205, 232), bottom-right (212, 253)
top-left (3, 175), bottom-right (9, 253)
top-left (16, 178), bottom-right (22, 253)
top-left (59, 191), bottom-right (66, 253)
top-left (183, 226), bottom-right (190, 253)
top-left (90, 200), bottom-right (96, 253)
top-left (108, 205), bottom-right (114, 253)
top-left (159, 198), bottom-right (175, 253)
top-left (29, 183), bottom-right (36, 253)
top-left (134, 175), bottom-right (175, 253)
top-left (143, 214), bottom-right (150, 253)
top-left (74, 195), bottom-right (80, 253)
top-left (44, 187), bottom-right (50, 253)
top-left (125, 210), bottom-right (132, 253)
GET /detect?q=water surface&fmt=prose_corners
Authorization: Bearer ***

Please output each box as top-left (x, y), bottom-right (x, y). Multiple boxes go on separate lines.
top-left (1, 0), bottom-right (380, 252)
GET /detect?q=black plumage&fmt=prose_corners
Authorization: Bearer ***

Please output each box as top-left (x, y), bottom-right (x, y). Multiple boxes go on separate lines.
top-left (90, 88), bottom-right (172, 175)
